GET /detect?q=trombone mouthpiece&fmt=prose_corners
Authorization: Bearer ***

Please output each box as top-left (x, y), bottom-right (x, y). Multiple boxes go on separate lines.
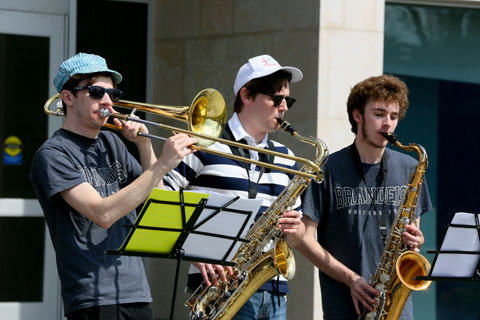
top-left (100, 108), bottom-right (111, 118)
top-left (381, 132), bottom-right (398, 145)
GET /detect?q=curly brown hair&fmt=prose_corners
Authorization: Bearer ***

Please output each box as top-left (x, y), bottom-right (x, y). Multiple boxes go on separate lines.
top-left (347, 75), bottom-right (409, 134)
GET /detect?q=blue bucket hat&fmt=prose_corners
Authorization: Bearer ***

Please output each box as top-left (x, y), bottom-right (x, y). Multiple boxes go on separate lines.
top-left (53, 53), bottom-right (122, 92)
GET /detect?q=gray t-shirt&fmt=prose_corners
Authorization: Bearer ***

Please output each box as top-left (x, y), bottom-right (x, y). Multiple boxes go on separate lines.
top-left (302, 145), bottom-right (432, 320)
top-left (30, 129), bottom-right (152, 315)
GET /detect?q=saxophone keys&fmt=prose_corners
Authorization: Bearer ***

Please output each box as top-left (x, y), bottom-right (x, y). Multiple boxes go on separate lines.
top-left (207, 286), bottom-right (219, 298)
top-left (375, 283), bottom-right (386, 292)
top-left (379, 273), bottom-right (390, 284)
top-left (365, 311), bottom-right (377, 320)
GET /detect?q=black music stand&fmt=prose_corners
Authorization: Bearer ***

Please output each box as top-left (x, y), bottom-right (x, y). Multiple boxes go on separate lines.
top-left (108, 188), bottom-right (262, 320)
top-left (416, 212), bottom-right (480, 282)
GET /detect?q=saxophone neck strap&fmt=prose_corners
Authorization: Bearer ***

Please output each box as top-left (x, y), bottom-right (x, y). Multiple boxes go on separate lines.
top-left (349, 141), bottom-right (390, 244)
top-left (348, 141), bottom-right (389, 179)
top-left (222, 124), bottom-right (275, 199)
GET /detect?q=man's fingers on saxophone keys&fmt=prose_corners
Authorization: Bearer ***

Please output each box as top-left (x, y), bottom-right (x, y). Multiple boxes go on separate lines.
top-left (193, 262), bottom-right (212, 287)
top-left (225, 266), bottom-right (234, 276)
top-left (352, 299), bottom-right (361, 315)
top-left (277, 210), bottom-right (301, 233)
top-left (354, 290), bottom-right (375, 312)
top-left (213, 264), bottom-right (228, 283)
top-left (207, 264), bottom-right (224, 286)
top-left (402, 224), bottom-right (422, 250)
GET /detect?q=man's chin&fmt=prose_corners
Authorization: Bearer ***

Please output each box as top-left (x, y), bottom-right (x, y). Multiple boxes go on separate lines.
top-left (270, 121), bottom-right (280, 132)
top-left (92, 117), bottom-right (107, 129)
top-left (367, 139), bottom-right (386, 149)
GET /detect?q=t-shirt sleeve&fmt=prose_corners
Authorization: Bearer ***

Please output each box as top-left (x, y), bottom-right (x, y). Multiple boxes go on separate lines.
top-left (301, 179), bottom-right (325, 224)
top-left (31, 146), bottom-right (87, 201)
top-left (416, 175), bottom-right (433, 217)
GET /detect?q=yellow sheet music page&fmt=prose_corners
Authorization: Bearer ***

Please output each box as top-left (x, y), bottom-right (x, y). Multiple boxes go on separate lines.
top-left (123, 189), bottom-right (208, 254)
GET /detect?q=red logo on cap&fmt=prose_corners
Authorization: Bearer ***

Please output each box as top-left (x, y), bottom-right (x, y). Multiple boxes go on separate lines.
top-left (261, 57), bottom-right (279, 67)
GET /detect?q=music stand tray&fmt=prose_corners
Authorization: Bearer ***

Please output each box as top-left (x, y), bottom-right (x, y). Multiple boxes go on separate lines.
top-left (416, 212), bottom-right (480, 282)
top-left (108, 188), bottom-right (262, 320)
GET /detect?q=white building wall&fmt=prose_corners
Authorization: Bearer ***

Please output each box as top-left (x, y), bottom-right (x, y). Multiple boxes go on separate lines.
top-left (318, 0), bottom-right (385, 153)
top-left (0, 0), bottom-right (68, 14)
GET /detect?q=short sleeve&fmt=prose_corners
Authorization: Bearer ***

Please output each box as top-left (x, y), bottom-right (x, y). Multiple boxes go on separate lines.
top-left (31, 146), bottom-right (86, 201)
top-left (301, 179), bottom-right (325, 224)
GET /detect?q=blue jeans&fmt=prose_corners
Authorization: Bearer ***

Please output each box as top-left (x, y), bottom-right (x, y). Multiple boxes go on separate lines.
top-left (233, 290), bottom-right (286, 320)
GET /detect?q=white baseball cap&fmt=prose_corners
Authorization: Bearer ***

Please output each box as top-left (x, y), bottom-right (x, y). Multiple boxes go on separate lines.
top-left (233, 54), bottom-right (303, 95)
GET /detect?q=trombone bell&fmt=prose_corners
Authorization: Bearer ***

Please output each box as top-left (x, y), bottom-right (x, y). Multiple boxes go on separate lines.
top-left (189, 89), bottom-right (227, 147)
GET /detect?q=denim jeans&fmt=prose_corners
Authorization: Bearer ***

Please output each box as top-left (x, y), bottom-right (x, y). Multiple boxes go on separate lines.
top-left (233, 290), bottom-right (286, 320)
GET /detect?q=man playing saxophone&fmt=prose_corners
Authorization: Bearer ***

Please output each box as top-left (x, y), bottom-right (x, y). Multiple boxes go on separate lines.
top-left (296, 75), bottom-right (433, 319)
top-left (164, 54), bottom-right (305, 319)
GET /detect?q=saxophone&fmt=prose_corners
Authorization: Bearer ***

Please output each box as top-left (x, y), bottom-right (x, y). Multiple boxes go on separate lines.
top-left (360, 133), bottom-right (432, 320)
top-left (185, 119), bottom-right (329, 320)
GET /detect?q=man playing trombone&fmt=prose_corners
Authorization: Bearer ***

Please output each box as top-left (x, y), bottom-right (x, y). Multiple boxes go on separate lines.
top-left (164, 54), bottom-right (305, 319)
top-left (30, 53), bottom-right (197, 320)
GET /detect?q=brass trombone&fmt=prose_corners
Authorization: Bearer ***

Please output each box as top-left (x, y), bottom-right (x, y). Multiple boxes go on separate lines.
top-left (43, 88), bottom-right (323, 181)
top-left (43, 88), bottom-right (227, 147)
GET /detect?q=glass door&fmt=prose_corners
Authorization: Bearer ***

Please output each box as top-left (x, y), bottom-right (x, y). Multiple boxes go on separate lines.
top-left (0, 10), bottom-right (64, 320)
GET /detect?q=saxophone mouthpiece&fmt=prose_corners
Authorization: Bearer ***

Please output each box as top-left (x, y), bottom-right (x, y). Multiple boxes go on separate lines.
top-left (381, 132), bottom-right (398, 145)
top-left (276, 118), bottom-right (296, 136)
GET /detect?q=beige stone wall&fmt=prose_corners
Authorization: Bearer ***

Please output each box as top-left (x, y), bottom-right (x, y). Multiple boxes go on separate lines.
top-left (311, 1), bottom-right (385, 318)
top-left (318, 0), bottom-right (385, 153)
top-left (148, 0), bottom-right (384, 319)
top-left (151, 0), bottom-right (320, 160)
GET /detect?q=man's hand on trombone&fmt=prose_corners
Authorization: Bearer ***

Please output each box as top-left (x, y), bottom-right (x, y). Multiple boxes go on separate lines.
top-left (111, 108), bottom-right (149, 144)
top-left (109, 107), bottom-right (198, 171)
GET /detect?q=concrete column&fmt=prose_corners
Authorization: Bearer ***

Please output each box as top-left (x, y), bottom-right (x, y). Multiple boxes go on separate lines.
top-left (317, 0), bottom-right (385, 151)
top-left (308, 0), bottom-right (385, 318)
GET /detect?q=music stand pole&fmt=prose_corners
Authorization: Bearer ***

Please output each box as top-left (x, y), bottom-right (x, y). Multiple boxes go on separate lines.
top-left (169, 248), bottom-right (185, 320)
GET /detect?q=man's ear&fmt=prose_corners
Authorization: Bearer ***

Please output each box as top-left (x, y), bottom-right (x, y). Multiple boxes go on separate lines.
top-left (239, 87), bottom-right (252, 107)
top-left (352, 108), bottom-right (362, 122)
top-left (60, 90), bottom-right (74, 107)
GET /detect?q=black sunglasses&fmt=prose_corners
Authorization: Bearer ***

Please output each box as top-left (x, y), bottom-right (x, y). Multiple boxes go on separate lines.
top-left (73, 85), bottom-right (123, 102)
top-left (262, 93), bottom-right (296, 109)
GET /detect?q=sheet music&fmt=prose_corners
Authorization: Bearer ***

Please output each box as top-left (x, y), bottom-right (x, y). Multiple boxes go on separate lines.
top-left (183, 190), bottom-right (262, 261)
top-left (431, 212), bottom-right (480, 277)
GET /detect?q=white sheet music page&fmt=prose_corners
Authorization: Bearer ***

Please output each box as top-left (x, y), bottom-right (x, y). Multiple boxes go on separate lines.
top-left (431, 212), bottom-right (480, 277)
top-left (182, 190), bottom-right (263, 263)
